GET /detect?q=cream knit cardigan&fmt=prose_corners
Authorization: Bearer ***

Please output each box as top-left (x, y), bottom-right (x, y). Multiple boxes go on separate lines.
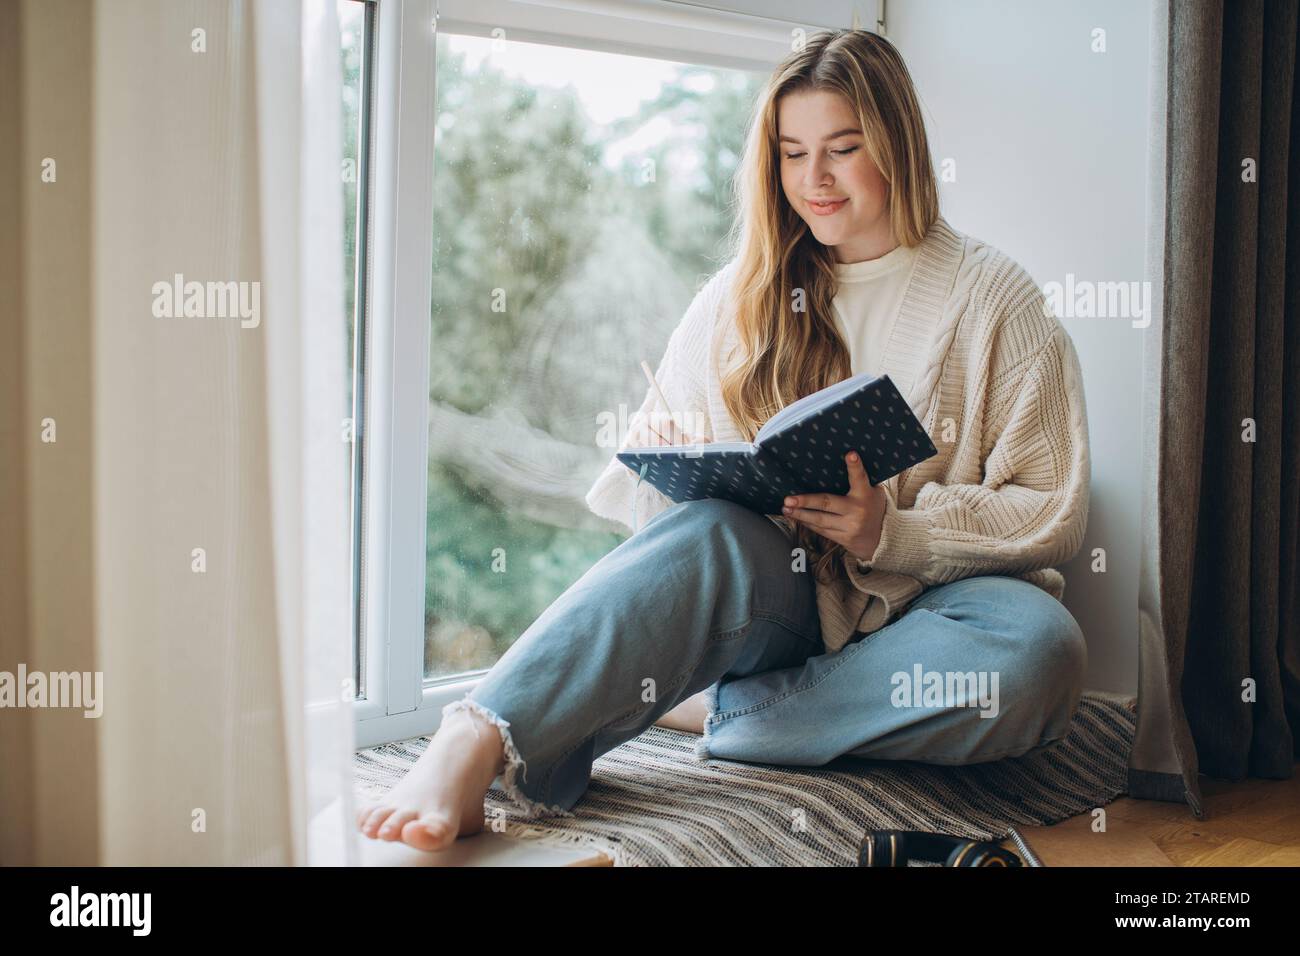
top-left (584, 216), bottom-right (1091, 654)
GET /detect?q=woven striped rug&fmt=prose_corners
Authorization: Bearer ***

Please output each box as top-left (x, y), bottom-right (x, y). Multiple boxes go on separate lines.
top-left (353, 690), bottom-right (1135, 866)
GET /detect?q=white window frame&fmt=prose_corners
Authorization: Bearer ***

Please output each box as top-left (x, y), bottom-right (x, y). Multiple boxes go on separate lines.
top-left (353, 0), bottom-right (874, 749)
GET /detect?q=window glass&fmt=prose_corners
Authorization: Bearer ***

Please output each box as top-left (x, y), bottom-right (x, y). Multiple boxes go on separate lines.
top-left (425, 32), bottom-right (763, 679)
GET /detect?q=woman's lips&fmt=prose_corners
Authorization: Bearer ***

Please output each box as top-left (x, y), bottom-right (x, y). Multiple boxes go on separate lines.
top-left (808, 198), bottom-right (848, 216)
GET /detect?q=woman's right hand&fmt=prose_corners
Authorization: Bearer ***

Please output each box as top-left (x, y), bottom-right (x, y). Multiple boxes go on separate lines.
top-left (627, 409), bottom-right (709, 448)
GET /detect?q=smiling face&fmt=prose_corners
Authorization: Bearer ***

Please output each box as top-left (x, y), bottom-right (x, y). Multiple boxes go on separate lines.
top-left (776, 88), bottom-right (894, 263)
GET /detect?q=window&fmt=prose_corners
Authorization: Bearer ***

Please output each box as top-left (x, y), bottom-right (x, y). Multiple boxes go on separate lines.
top-left (351, 0), bottom-right (819, 748)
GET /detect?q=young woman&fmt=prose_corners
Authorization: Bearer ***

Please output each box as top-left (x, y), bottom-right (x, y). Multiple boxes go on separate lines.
top-left (357, 29), bottom-right (1090, 852)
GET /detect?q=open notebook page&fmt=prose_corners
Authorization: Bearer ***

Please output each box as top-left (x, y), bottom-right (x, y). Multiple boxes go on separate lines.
top-left (753, 372), bottom-right (881, 446)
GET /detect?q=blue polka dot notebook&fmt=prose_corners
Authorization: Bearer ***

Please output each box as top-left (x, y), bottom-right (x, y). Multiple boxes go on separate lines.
top-left (616, 372), bottom-right (938, 516)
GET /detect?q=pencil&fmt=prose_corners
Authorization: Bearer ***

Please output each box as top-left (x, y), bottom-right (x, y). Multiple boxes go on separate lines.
top-left (640, 360), bottom-right (683, 436)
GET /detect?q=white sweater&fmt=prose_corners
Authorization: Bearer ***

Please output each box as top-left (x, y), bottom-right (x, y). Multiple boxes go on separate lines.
top-left (832, 240), bottom-right (918, 376)
top-left (584, 216), bottom-right (1091, 654)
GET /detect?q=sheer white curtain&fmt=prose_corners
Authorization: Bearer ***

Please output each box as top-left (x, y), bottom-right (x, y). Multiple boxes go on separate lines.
top-left (96, 0), bottom-right (356, 866)
top-left (255, 0), bottom-right (361, 865)
top-left (2, 0), bottom-right (356, 865)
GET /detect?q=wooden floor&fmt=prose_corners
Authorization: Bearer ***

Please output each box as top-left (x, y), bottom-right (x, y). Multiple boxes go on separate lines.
top-left (1007, 763), bottom-right (1300, 866)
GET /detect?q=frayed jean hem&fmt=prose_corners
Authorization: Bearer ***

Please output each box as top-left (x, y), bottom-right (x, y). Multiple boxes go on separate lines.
top-left (693, 681), bottom-right (722, 761)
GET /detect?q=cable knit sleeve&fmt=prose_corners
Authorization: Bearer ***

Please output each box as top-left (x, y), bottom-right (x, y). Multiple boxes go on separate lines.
top-left (857, 305), bottom-right (1091, 586)
top-left (583, 265), bottom-right (727, 534)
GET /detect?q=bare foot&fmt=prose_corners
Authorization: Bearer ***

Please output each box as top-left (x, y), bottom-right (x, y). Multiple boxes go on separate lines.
top-left (356, 708), bottom-right (506, 852)
top-left (654, 689), bottom-right (710, 734)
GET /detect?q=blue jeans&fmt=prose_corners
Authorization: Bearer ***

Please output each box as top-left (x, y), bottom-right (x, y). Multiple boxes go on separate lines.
top-left (443, 498), bottom-right (1087, 818)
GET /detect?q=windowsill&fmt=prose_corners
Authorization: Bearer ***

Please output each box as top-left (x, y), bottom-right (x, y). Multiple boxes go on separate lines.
top-left (353, 674), bottom-right (484, 749)
top-left (308, 797), bottom-right (611, 866)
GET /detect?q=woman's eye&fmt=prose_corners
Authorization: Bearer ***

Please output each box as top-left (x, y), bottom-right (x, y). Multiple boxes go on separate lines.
top-left (783, 147), bottom-right (858, 160)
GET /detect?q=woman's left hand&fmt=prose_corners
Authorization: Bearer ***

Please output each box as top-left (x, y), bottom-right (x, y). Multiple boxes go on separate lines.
top-left (781, 451), bottom-right (887, 563)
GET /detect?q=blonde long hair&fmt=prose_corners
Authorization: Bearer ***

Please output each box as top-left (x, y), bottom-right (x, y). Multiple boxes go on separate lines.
top-left (720, 29), bottom-right (939, 586)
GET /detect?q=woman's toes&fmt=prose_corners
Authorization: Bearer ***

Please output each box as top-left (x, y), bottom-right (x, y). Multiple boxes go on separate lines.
top-left (361, 805), bottom-right (396, 838)
top-left (401, 812), bottom-right (457, 852)
top-left (376, 809), bottom-right (418, 841)
top-left (355, 802), bottom-right (379, 830)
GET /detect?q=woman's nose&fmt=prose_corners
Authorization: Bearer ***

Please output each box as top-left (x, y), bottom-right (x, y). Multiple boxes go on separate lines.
top-left (806, 155), bottom-right (832, 187)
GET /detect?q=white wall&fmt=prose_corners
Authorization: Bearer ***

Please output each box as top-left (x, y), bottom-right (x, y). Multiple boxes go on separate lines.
top-left (888, 0), bottom-right (1151, 694)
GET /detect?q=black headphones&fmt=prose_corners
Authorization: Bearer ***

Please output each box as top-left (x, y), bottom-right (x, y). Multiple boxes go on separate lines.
top-left (858, 829), bottom-right (1024, 867)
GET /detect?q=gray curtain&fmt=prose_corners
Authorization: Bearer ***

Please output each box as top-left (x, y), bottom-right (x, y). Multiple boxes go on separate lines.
top-left (1134, 0), bottom-right (1299, 817)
